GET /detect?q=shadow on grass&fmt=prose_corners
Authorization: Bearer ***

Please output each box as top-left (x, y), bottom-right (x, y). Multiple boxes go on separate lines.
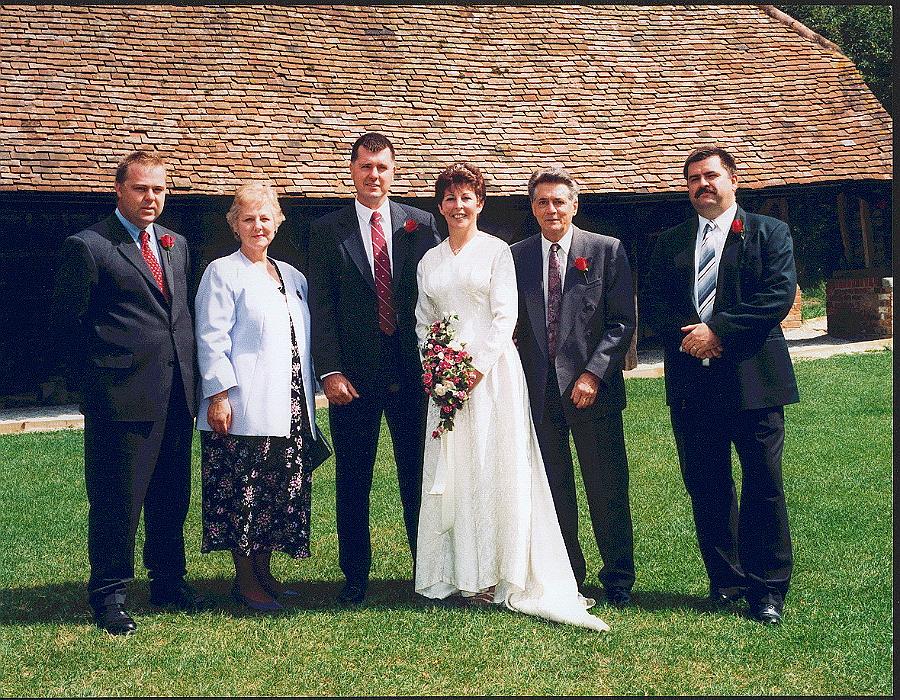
top-left (0, 576), bottom-right (430, 625)
top-left (1, 578), bottom-right (743, 626)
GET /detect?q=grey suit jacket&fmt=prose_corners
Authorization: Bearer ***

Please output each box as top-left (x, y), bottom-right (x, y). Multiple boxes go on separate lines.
top-left (511, 227), bottom-right (635, 425)
top-left (50, 214), bottom-right (197, 420)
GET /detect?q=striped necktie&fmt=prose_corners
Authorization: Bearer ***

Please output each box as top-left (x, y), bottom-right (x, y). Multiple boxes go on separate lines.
top-left (697, 222), bottom-right (717, 322)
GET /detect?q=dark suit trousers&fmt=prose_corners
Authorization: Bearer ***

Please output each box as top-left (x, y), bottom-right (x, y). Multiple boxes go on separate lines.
top-left (328, 336), bottom-right (426, 584)
top-left (533, 365), bottom-right (635, 591)
top-left (84, 367), bottom-right (193, 610)
top-left (670, 401), bottom-right (793, 606)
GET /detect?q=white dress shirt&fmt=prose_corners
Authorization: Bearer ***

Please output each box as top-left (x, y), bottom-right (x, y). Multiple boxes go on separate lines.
top-left (540, 225), bottom-right (574, 312)
top-left (355, 198), bottom-right (394, 275)
top-left (693, 202), bottom-right (737, 312)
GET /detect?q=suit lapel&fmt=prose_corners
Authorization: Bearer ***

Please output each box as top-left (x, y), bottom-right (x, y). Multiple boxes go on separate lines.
top-left (338, 205), bottom-right (376, 292)
top-left (674, 215), bottom-right (699, 303)
top-left (388, 201), bottom-right (409, 294)
top-left (156, 227), bottom-right (176, 308)
top-left (521, 235), bottom-right (549, 359)
top-left (112, 215), bottom-right (169, 304)
top-left (715, 206), bottom-right (745, 311)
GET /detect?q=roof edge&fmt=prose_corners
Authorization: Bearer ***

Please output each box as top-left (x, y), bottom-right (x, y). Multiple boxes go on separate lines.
top-left (758, 5), bottom-right (841, 53)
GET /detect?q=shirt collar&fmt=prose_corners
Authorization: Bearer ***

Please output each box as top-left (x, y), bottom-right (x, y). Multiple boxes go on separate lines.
top-left (699, 202), bottom-right (738, 235)
top-left (115, 208), bottom-right (153, 242)
top-left (541, 225), bottom-right (575, 257)
top-left (355, 198), bottom-right (391, 228)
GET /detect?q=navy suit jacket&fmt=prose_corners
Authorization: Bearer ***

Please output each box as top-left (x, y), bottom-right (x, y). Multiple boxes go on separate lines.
top-left (307, 200), bottom-right (441, 393)
top-left (50, 214), bottom-right (197, 420)
top-left (643, 206), bottom-right (800, 411)
top-left (512, 227), bottom-right (635, 425)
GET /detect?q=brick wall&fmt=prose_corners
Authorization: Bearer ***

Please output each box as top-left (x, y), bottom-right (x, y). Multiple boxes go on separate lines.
top-left (826, 271), bottom-right (893, 340)
top-left (781, 287), bottom-right (802, 330)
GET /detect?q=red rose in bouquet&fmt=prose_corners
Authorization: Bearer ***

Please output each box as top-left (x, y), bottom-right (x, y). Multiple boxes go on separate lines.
top-left (421, 314), bottom-right (477, 439)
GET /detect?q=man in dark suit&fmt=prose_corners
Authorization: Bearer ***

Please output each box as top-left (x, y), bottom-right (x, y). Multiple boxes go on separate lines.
top-left (307, 133), bottom-right (441, 605)
top-left (51, 151), bottom-right (207, 635)
top-left (511, 166), bottom-right (636, 606)
top-left (644, 146), bottom-right (798, 624)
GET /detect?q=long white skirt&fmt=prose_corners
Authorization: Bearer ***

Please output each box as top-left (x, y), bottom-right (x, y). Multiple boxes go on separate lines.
top-left (414, 344), bottom-right (609, 632)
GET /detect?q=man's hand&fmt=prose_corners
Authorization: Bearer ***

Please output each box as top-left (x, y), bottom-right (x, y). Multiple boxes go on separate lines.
top-left (322, 373), bottom-right (360, 405)
top-left (680, 322), bottom-right (723, 359)
top-left (207, 393), bottom-right (232, 434)
top-left (570, 371), bottom-right (600, 410)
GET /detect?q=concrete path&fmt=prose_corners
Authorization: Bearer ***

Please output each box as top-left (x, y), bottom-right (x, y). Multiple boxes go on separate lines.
top-left (1, 317), bottom-right (890, 435)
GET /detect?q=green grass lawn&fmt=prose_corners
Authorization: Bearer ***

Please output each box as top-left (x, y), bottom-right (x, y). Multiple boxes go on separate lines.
top-left (0, 351), bottom-right (892, 696)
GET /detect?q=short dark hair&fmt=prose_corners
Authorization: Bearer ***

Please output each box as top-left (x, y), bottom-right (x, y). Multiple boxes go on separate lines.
top-left (683, 146), bottom-right (737, 179)
top-left (527, 166), bottom-right (579, 202)
top-left (351, 132), bottom-right (395, 162)
top-left (115, 150), bottom-right (166, 184)
top-left (435, 162), bottom-right (486, 204)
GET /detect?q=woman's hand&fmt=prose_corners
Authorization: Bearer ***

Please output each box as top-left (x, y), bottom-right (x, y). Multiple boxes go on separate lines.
top-left (207, 391), bottom-right (232, 434)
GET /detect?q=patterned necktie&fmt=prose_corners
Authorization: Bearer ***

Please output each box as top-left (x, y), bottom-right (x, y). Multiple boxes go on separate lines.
top-left (370, 211), bottom-right (396, 335)
top-left (547, 242), bottom-right (562, 358)
top-left (697, 222), bottom-right (717, 322)
top-left (139, 230), bottom-right (169, 302)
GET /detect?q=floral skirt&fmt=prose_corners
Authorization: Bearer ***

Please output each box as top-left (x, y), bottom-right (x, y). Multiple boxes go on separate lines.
top-left (200, 327), bottom-right (313, 558)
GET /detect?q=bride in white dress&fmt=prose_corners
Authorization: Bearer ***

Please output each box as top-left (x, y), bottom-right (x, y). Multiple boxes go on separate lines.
top-left (414, 163), bottom-right (608, 632)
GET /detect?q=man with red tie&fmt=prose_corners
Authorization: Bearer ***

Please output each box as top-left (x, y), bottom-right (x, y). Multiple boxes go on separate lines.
top-left (308, 133), bottom-right (441, 606)
top-left (51, 151), bottom-right (207, 634)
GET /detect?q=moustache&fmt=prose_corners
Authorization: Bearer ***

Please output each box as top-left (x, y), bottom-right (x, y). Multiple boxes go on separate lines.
top-left (694, 187), bottom-right (716, 197)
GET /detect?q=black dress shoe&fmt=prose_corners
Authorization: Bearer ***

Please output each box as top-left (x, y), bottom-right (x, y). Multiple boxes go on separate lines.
top-left (337, 580), bottom-right (367, 607)
top-left (94, 604), bottom-right (137, 635)
top-left (149, 582), bottom-right (212, 612)
top-left (605, 587), bottom-right (632, 607)
top-left (751, 603), bottom-right (783, 625)
top-left (706, 588), bottom-right (744, 608)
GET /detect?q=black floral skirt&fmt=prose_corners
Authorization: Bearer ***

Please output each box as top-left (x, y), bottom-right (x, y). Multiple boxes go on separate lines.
top-left (200, 325), bottom-right (313, 558)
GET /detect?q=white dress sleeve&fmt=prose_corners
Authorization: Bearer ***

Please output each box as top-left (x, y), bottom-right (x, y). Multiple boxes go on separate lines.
top-left (467, 244), bottom-right (518, 376)
top-left (414, 255), bottom-right (437, 357)
top-left (195, 260), bottom-right (238, 398)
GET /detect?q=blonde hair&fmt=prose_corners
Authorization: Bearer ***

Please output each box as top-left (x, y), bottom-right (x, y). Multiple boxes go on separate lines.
top-left (226, 183), bottom-right (286, 236)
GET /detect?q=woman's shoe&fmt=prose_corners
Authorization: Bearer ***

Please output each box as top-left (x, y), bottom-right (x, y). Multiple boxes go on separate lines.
top-left (230, 583), bottom-right (283, 612)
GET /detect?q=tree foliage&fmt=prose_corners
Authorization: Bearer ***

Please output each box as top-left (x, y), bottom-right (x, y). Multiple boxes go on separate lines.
top-left (777, 5), bottom-right (892, 114)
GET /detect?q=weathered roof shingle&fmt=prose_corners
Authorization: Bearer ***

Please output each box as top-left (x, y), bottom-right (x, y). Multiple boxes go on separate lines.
top-left (0, 3), bottom-right (891, 196)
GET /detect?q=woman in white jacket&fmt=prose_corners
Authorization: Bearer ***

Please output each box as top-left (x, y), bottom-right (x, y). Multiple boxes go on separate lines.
top-left (195, 183), bottom-right (327, 611)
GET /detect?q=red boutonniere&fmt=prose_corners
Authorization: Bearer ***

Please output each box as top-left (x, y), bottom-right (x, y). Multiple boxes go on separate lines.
top-left (730, 219), bottom-right (744, 236)
top-left (403, 218), bottom-right (419, 233)
top-left (573, 256), bottom-right (590, 281)
top-left (159, 234), bottom-right (175, 251)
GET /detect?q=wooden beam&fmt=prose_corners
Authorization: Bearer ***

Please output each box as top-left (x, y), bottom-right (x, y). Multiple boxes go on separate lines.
top-left (836, 191), bottom-right (854, 267)
top-left (859, 197), bottom-right (874, 268)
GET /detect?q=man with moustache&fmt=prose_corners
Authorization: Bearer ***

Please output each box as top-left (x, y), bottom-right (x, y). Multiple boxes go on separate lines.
top-left (511, 166), bottom-right (637, 607)
top-left (51, 151), bottom-right (207, 635)
top-left (307, 132), bottom-right (441, 606)
top-left (644, 146), bottom-right (798, 624)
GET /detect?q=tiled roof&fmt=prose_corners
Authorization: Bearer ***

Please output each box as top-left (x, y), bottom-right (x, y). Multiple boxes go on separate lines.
top-left (0, 4), bottom-right (891, 197)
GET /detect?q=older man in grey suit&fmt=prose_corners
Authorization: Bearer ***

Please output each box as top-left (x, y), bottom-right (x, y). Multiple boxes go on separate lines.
top-left (511, 167), bottom-right (636, 606)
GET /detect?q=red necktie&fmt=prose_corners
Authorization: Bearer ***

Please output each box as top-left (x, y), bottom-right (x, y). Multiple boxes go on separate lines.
top-left (370, 211), bottom-right (396, 335)
top-left (139, 230), bottom-right (170, 302)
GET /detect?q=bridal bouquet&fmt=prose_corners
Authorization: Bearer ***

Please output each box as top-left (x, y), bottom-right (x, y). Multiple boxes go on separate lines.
top-left (421, 314), bottom-right (477, 439)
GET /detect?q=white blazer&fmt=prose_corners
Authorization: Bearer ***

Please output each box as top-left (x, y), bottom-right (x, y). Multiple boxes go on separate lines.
top-left (195, 250), bottom-right (318, 437)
